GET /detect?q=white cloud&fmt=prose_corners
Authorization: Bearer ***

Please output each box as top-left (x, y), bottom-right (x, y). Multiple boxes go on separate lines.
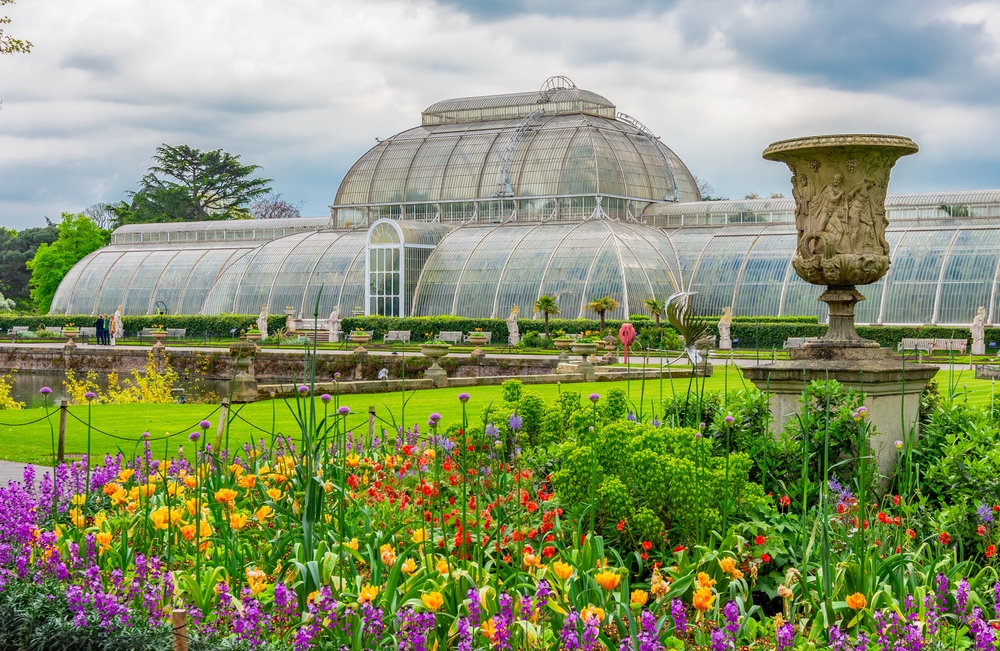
top-left (1, 0), bottom-right (999, 228)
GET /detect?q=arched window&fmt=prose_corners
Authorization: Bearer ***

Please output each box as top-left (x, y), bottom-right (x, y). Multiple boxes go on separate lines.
top-left (367, 221), bottom-right (403, 316)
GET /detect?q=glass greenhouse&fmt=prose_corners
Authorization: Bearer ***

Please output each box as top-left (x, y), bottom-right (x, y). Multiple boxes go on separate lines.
top-left (48, 79), bottom-right (1000, 327)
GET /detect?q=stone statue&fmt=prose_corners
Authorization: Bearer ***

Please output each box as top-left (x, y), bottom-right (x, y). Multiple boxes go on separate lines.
top-left (110, 306), bottom-right (123, 346)
top-left (718, 307), bottom-right (732, 350)
top-left (507, 305), bottom-right (520, 346)
top-left (972, 306), bottom-right (986, 355)
top-left (257, 304), bottom-right (268, 338)
top-left (327, 306), bottom-right (342, 343)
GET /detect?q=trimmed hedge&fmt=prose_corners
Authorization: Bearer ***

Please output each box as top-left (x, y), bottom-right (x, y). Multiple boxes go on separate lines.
top-left (0, 314), bottom-right (286, 338)
top-left (2, 313), bottom-right (990, 352)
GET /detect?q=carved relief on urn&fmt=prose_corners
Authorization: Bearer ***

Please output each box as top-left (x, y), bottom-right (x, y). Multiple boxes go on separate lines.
top-left (763, 135), bottom-right (918, 287)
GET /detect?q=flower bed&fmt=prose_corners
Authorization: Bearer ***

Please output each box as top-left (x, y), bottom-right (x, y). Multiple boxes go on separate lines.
top-left (2, 379), bottom-right (1000, 650)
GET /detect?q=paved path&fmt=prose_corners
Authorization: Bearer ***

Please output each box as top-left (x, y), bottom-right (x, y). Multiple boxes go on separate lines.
top-left (0, 459), bottom-right (38, 486)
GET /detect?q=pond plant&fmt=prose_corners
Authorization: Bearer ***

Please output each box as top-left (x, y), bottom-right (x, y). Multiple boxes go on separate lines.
top-left (1, 375), bottom-right (1000, 650)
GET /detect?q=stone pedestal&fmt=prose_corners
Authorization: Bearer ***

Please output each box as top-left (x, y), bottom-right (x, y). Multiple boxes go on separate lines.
top-left (973, 341), bottom-right (986, 356)
top-left (692, 358), bottom-right (713, 377)
top-left (229, 336), bottom-right (259, 403)
top-left (743, 347), bottom-right (937, 478)
top-left (718, 336), bottom-right (732, 351)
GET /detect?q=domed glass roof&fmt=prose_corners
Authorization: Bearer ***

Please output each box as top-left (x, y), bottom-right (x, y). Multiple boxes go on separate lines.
top-left (333, 80), bottom-right (700, 210)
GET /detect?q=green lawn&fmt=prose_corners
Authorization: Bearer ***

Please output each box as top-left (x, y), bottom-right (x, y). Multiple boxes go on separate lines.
top-left (0, 366), bottom-right (996, 465)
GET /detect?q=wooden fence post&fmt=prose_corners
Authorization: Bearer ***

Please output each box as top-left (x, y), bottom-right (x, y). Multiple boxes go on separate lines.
top-left (214, 398), bottom-right (230, 452)
top-left (368, 405), bottom-right (376, 440)
top-left (172, 609), bottom-right (188, 651)
top-left (58, 400), bottom-right (67, 463)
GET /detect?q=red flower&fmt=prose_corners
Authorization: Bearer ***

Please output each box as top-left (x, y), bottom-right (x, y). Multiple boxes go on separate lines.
top-left (979, 525), bottom-right (987, 537)
top-left (938, 532), bottom-right (951, 545)
top-left (642, 541), bottom-right (653, 551)
top-left (892, 495), bottom-right (901, 506)
top-left (673, 545), bottom-right (686, 553)
top-left (755, 535), bottom-right (766, 546)
top-left (617, 520), bottom-right (626, 532)
top-left (526, 501), bottom-right (539, 513)
top-left (987, 545), bottom-right (996, 559)
top-left (641, 552), bottom-right (649, 561)
top-left (760, 553), bottom-right (771, 563)
top-left (779, 495), bottom-right (791, 507)
top-left (906, 528), bottom-right (916, 539)
top-left (542, 545), bottom-right (556, 558)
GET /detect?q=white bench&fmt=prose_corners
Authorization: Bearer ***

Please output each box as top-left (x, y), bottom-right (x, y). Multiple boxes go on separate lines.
top-left (437, 331), bottom-right (463, 344)
top-left (166, 328), bottom-right (186, 340)
top-left (898, 338), bottom-right (967, 354)
top-left (44, 326), bottom-right (63, 335)
top-left (7, 326), bottom-right (29, 334)
top-left (383, 330), bottom-right (411, 343)
top-left (464, 331), bottom-right (492, 344)
top-left (783, 337), bottom-right (819, 349)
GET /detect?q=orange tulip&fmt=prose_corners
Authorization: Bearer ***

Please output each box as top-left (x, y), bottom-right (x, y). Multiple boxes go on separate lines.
top-left (846, 592), bottom-right (867, 610)
top-left (595, 569), bottom-right (621, 591)
top-left (215, 488), bottom-right (238, 505)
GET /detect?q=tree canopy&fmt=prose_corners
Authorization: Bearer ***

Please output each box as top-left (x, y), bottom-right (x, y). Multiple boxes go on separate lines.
top-left (27, 214), bottom-right (110, 313)
top-left (114, 144), bottom-right (272, 225)
top-left (1, 0), bottom-right (31, 55)
top-left (0, 222), bottom-right (58, 310)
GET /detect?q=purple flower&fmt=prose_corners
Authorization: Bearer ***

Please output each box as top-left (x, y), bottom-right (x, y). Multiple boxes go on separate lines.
top-left (320, 394), bottom-right (332, 403)
top-left (188, 432), bottom-right (201, 441)
top-left (561, 610), bottom-right (581, 651)
top-left (458, 392), bottom-right (470, 403)
top-left (957, 578), bottom-right (970, 615)
top-left (724, 413), bottom-right (735, 426)
top-left (334, 372), bottom-right (341, 379)
top-left (39, 386), bottom-right (52, 395)
top-left (199, 420), bottom-right (211, 430)
top-left (627, 412), bottom-right (637, 422)
top-left (297, 385), bottom-right (309, 394)
top-left (338, 406), bottom-right (350, 415)
top-left (508, 413), bottom-right (522, 431)
top-left (978, 503), bottom-right (994, 524)
top-left (776, 621), bottom-right (795, 651)
top-left (141, 432), bottom-right (150, 440)
top-left (589, 393), bottom-right (600, 403)
top-left (429, 412), bottom-right (442, 423)
top-left (710, 628), bottom-right (731, 651)
top-left (84, 391), bottom-right (96, 400)
top-left (671, 598), bottom-right (687, 635)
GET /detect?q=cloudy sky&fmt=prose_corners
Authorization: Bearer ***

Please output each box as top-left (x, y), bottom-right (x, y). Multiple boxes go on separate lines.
top-left (2, 0), bottom-right (999, 229)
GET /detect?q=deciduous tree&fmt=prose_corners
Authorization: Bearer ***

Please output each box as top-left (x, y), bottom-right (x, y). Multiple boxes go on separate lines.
top-left (27, 214), bottom-right (110, 313)
top-left (1, 0), bottom-right (31, 55)
top-left (0, 221), bottom-right (57, 310)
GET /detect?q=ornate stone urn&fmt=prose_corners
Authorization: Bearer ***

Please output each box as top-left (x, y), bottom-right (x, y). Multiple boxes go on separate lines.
top-left (228, 335), bottom-right (259, 402)
top-left (745, 134), bottom-right (937, 480)
top-left (420, 343), bottom-right (450, 387)
top-left (762, 134), bottom-right (918, 347)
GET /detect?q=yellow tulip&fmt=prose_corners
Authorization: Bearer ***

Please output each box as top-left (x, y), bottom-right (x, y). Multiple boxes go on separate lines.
top-left (411, 529), bottom-right (428, 544)
top-left (380, 544), bottom-right (397, 567)
top-left (117, 469), bottom-right (135, 483)
top-left (693, 586), bottom-right (715, 612)
top-left (229, 513), bottom-right (249, 530)
top-left (552, 561), bottom-right (574, 580)
top-left (267, 488), bottom-right (283, 501)
top-left (581, 605), bottom-right (605, 623)
top-left (630, 589), bottom-right (649, 606)
top-left (255, 505), bottom-right (274, 521)
top-left (358, 584), bottom-right (379, 604)
top-left (95, 531), bottom-right (113, 554)
top-left (718, 557), bottom-right (737, 575)
top-left (401, 558), bottom-right (417, 575)
top-left (421, 591), bottom-right (444, 611)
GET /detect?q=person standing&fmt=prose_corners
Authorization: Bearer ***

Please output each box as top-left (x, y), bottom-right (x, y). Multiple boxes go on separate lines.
top-left (95, 314), bottom-right (106, 346)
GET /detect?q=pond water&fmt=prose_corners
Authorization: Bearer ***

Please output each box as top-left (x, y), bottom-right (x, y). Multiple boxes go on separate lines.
top-left (5, 370), bottom-right (231, 408)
